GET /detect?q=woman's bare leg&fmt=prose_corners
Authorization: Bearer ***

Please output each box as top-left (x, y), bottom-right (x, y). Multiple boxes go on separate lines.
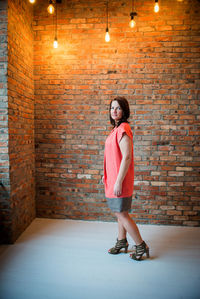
top-left (117, 218), bottom-right (127, 240)
top-left (115, 211), bottom-right (143, 245)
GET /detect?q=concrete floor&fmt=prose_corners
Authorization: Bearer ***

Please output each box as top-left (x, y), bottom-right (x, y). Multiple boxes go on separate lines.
top-left (0, 218), bottom-right (200, 299)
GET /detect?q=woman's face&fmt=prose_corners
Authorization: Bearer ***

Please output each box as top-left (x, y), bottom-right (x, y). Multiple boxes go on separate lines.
top-left (110, 100), bottom-right (123, 123)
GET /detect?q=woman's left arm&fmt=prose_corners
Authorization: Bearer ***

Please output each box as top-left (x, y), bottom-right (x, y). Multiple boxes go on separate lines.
top-left (114, 134), bottom-right (132, 197)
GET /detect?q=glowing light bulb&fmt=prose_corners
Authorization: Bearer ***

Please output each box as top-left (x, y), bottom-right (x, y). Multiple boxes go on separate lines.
top-left (29, 0), bottom-right (35, 3)
top-left (47, 2), bottom-right (55, 14)
top-left (53, 38), bottom-right (58, 48)
top-left (154, 1), bottom-right (159, 13)
top-left (129, 12), bottom-right (137, 29)
top-left (129, 19), bottom-right (136, 28)
top-left (105, 29), bottom-right (110, 42)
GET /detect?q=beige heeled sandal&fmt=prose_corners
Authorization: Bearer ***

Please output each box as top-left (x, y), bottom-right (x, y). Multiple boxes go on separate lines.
top-left (130, 241), bottom-right (150, 261)
top-left (108, 238), bottom-right (129, 254)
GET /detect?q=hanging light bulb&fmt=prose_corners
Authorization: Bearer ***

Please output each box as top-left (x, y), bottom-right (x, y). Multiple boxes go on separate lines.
top-left (53, 37), bottom-right (58, 48)
top-left (129, 19), bottom-right (136, 28)
top-left (129, 12), bottom-right (137, 28)
top-left (53, 2), bottom-right (58, 48)
top-left (47, 0), bottom-right (55, 14)
top-left (105, 1), bottom-right (110, 42)
top-left (129, 1), bottom-right (137, 28)
top-left (29, 0), bottom-right (35, 3)
top-left (105, 28), bottom-right (110, 42)
top-left (154, 0), bottom-right (159, 13)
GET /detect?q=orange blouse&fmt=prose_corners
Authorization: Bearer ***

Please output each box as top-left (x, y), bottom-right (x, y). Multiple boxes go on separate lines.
top-left (104, 122), bottom-right (134, 198)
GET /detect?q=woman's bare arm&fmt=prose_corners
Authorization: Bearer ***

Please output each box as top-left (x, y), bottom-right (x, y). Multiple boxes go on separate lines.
top-left (114, 134), bottom-right (132, 197)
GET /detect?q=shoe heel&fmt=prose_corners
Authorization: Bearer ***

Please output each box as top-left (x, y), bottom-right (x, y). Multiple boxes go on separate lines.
top-left (124, 245), bottom-right (128, 253)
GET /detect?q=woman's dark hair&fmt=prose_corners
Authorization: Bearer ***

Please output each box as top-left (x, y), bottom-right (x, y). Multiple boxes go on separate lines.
top-left (109, 96), bottom-right (130, 127)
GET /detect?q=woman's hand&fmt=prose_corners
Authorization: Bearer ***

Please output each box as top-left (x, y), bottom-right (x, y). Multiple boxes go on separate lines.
top-left (114, 180), bottom-right (122, 197)
top-left (102, 176), bottom-right (105, 184)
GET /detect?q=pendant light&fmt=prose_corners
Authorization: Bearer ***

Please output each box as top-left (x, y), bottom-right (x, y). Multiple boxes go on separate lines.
top-left (29, 0), bottom-right (35, 3)
top-left (48, 0), bottom-right (55, 14)
top-left (129, 0), bottom-right (137, 28)
top-left (53, 37), bottom-right (58, 48)
top-left (53, 2), bottom-right (58, 48)
top-left (105, 0), bottom-right (110, 42)
top-left (154, 0), bottom-right (159, 13)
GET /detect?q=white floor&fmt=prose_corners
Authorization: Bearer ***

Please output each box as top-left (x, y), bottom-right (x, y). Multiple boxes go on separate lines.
top-left (0, 219), bottom-right (200, 299)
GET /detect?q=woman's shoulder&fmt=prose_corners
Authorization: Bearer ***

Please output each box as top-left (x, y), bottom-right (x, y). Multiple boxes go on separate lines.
top-left (117, 122), bottom-right (133, 140)
top-left (118, 122), bottom-right (131, 131)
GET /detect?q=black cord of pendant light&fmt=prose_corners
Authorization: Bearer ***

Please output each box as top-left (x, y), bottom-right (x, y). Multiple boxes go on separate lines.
top-left (55, 1), bottom-right (57, 39)
top-left (106, 0), bottom-right (108, 31)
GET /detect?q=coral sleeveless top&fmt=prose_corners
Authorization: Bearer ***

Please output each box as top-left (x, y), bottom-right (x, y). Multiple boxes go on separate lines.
top-left (104, 122), bottom-right (134, 198)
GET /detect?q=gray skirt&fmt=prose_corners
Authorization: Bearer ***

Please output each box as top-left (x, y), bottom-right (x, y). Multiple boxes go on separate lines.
top-left (106, 196), bottom-right (132, 212)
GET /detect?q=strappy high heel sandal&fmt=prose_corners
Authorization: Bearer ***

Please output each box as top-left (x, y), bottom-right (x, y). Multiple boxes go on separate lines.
top-left (108, 238), bottom-right (129, 254)
top-left (130, 241), bottom-right (150, 261)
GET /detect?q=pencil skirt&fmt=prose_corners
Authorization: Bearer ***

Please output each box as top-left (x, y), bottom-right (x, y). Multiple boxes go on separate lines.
top-left (106, 196), bottom-right (132, 213)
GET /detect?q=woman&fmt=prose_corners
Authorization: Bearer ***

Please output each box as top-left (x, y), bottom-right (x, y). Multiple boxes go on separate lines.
top-left (103, 97), bottom-right (149, 261)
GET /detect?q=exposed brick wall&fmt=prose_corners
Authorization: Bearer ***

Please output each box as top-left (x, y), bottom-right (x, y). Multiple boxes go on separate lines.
top-left (1, 0), bottom-right (35, 243)
top-left (0, 0), bottom-right (11, 243)
top-left (33, 0), bottom-right (200, 226)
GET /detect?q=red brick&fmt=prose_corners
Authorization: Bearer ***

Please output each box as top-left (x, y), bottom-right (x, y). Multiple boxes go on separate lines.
top-left (0, 0), bottom-right (35, 244)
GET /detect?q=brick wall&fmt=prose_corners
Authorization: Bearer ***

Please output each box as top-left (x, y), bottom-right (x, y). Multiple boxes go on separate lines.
top-left (0, 0), bottom-right (35, 243)
top-left (0, 0), bottom-right (11, 243)
top-left (34, 0), bottom-right (200, 226)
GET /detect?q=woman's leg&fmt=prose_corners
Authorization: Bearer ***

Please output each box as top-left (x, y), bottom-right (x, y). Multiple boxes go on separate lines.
top-left (108, 218), bottom-right (128, 254)
top-left (117, 218), bottom-right (127, 240)
top-left (115, 211), bottom-right (143, 245)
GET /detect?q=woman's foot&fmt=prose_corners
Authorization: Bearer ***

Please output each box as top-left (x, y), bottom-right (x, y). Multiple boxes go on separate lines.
top-left (130, 241), bottom-right (150, 261)
top-left (108, 238), bottom-right (129, 254)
